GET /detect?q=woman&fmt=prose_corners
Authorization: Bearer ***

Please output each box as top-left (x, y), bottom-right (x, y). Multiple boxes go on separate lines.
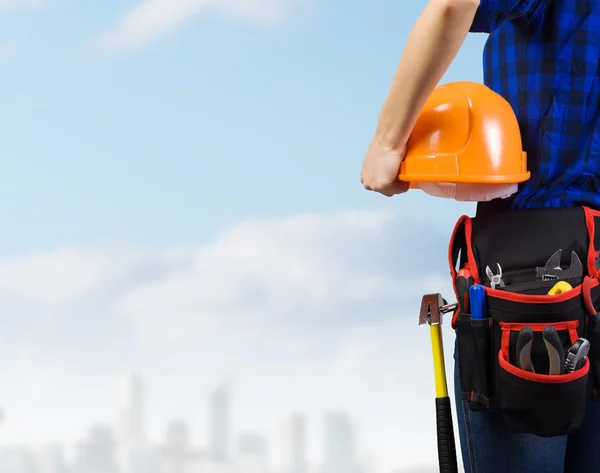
top-left (361, 1), bottom-right (600, 472)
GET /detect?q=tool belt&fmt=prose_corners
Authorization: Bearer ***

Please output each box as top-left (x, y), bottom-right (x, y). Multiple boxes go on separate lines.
top-left (450, 205), bottom-right (600, 438)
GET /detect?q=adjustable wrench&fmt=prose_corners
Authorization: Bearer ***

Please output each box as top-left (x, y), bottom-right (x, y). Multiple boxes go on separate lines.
top-left (536, 249), bottom-right (583, 281)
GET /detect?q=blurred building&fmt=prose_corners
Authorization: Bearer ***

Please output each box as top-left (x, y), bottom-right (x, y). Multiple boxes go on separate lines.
top-left (159, 418), bottom-right (203, 473)
top-left (0, 446), bottom-right (36, 473)
top-left (280, 413), bottom-right (307, 473)
top-left (116, 372), bottom-right (146, 473)
top-left (321, 412), bottom-right (358, 473)
top-left (72, 425), bottom-right (119, 473)
top-left (34, 444), bottom-right (68, 473)
top-left (236, 432), bottom-right (268, 473)
top-left (184, 457), bottom-right (233, 473)
top-left (208, 380), bottom-right (231, 462)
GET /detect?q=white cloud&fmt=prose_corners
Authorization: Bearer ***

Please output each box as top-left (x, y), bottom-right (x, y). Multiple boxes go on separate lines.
top-left (0, 209), bottom-right (461, 472)
top-left (93, 0), bottom-right (312, 54)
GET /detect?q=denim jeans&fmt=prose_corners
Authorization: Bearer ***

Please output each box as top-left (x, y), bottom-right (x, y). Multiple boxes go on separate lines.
top-left (453, 338), bottom-right (600, 473)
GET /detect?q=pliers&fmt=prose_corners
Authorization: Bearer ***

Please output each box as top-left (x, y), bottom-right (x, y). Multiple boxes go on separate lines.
top-left (516, 326), bottom-right (565, 375)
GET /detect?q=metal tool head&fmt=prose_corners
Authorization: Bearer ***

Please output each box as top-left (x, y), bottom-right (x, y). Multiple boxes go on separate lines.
top-left (565, 338), bottom-right (590, 373)
top-left (536, 249), bottom-right (584, 281)
top-left (485, 263), bottom-right (505, 289)
top-left (420, 294), bottom-right (444, 326)
top-left (419, 294), bottom-right (457, 326)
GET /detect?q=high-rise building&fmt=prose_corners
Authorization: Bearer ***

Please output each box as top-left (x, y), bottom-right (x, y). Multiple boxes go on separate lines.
top-left (208, 380), bottom-right (231, 461)
top-left (280, 413), bottom-right (307, 473)
top-left (116, 372), bottom-right (146, 473)
top-left (321, 411), bottom-right (357, 473)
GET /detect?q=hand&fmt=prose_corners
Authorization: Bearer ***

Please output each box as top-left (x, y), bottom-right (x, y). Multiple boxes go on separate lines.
top-left (360, 136), bottom-right (410, 197)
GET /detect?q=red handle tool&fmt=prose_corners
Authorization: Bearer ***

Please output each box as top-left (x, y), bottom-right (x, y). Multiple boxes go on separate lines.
top-left (456, 265), bottom-right (474, 313)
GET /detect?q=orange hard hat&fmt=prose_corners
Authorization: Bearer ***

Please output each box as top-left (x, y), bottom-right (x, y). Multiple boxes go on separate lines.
top-left (399, 81), bottom-right (530, 188)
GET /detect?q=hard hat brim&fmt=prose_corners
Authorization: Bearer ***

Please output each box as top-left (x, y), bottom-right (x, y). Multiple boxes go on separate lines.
top-left (400, 171), bottom-right (531, 185)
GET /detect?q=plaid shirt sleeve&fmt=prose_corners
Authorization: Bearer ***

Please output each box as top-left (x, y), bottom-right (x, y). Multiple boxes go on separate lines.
top-left (470, 0), bottom-right (550, 32)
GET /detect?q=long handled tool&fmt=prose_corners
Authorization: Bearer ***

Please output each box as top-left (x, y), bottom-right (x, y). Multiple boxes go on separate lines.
top-left (419, 294), bottom-right (458, 473)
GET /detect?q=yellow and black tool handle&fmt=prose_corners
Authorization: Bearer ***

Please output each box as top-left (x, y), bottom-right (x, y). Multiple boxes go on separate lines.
top-left (435, 397), bottom-right (458, 473)
top-left (429, 322), bottom-right (458, 473)
top-left (421, 295), bottom-right (459, 473)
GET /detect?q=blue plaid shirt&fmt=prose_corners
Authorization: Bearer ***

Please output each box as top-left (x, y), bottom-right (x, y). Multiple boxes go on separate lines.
top-left (472, 0), bottom-right (600, 216)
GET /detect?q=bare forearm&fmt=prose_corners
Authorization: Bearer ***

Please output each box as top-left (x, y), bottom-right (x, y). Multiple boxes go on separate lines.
top-left (376, 0), bottom-right (480, 148)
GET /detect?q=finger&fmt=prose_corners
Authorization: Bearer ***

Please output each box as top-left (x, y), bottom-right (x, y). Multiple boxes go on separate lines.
top-left (381, 181), bottom-right (410, 197)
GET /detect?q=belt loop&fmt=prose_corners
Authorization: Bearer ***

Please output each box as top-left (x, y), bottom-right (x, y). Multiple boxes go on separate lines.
top-left (583, 276), bottom-right (596, 316)
top-left (583, 206), bottom-right (600, 278)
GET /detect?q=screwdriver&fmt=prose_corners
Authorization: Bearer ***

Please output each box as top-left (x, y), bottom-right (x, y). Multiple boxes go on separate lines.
top-left (456, 265), bottom-right (474, 312)
top-left (469, 284), bottom-right (487, 320)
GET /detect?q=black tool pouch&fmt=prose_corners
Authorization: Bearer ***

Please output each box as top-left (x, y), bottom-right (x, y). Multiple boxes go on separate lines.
top-left (449, 206), bottom-right (600, 438)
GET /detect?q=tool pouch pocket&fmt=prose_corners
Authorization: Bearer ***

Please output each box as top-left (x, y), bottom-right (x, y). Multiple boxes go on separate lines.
top-left (449, 206), bottom-right (600, 437)
top-left (496, 318), bottom-right (589, 437)
top-left (456, 312), bottom-right (494, 409)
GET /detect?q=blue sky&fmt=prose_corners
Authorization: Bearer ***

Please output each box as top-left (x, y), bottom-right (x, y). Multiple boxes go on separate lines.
top-left (0, 1), bottom-right (494, 471)
top-left (0, 0), bottom-right (488, 256)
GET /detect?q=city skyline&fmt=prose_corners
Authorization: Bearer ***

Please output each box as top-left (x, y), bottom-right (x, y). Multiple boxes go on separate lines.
top-left (0, 1), bottom-right (479, 471)
top-left (0, 371), bottom-right (377, 473)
